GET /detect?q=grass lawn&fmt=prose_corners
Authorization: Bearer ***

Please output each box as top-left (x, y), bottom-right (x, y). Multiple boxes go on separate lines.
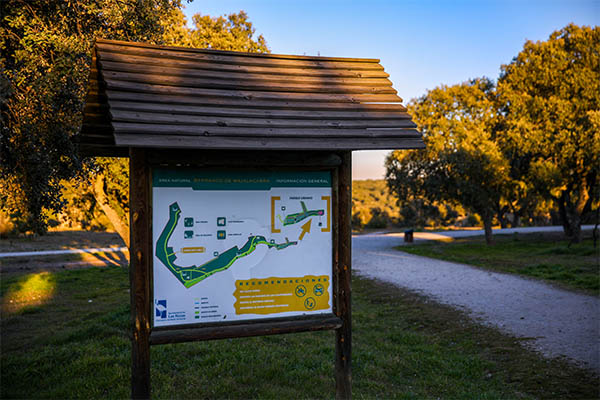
top-left (399, 231), bottom-right (600, 295)
top-left (1, 266), bottom-right (597, 399)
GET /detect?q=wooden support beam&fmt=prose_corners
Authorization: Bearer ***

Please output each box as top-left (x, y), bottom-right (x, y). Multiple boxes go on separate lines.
top-left (146, 149), bottom-right (342, 167)
top-left (335, 151), bottom-right (352, 399)
top-left (150, 315), bottom-right (342, 345)
top-left (129, 148), bottom-right (151, 399)
top-left (114, 133), bottom-right (425, 151)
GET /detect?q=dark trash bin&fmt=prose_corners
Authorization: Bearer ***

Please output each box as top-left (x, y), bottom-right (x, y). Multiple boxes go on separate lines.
top-left (404, 229), bottom-right (414, 243)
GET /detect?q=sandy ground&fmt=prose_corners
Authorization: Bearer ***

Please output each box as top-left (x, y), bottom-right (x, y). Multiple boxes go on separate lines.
top-left (353, 232), bottom-right (600, 373)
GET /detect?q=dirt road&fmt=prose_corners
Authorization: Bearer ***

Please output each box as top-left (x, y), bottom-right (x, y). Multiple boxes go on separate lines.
top-left (353, 232), bottom-right (600, 372)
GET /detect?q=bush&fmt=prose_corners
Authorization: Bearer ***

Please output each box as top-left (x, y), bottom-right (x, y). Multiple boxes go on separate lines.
top-left (365, 208), bottom-right (389, 229)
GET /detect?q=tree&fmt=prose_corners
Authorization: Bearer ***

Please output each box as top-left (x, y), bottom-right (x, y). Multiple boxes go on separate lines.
top-left (497, 24), bottom-right (600, 243)
top-left (1, 2), bottom-right (269, 240)
top-left (386, 78), bottom-right (510, 244)
top-left (0, 0), bottom-right (184, 235)
top-left (89, 9), bottom-right (269, 246)
top-left (162, 9), bottom-right (269, 52)
top-left (189, 11), bottom-right (269, 52)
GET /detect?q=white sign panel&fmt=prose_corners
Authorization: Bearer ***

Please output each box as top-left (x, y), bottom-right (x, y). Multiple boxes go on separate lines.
top-left (152, 169), bottom-right (333, 327)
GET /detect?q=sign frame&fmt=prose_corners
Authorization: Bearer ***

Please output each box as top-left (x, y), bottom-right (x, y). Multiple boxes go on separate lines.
top-left (150, 168), bottom-right (335, 329)
top-left (129, 149), bottom-right (352, 399)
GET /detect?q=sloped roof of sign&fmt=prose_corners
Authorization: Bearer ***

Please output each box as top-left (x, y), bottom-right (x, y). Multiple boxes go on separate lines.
top-left (79, 39), bottom-right (423, 156)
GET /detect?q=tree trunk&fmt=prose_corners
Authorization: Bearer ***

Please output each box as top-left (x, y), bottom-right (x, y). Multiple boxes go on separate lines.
top-left (559, 191), bottom-right (582, 243)
top-left (512, 213), bottom-right (521, 228)
top-left (483, 212), bottom-right (494, 245)
top-left (593, 208), bottom-right (599, 248)
top-left (497, 204), bottom-right (509, 229)
top-left (92, 173), bottom-right (130, 248)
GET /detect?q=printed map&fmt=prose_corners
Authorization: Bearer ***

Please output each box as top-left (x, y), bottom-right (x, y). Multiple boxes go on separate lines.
top-left (152, 169), bottom-right (333, 327)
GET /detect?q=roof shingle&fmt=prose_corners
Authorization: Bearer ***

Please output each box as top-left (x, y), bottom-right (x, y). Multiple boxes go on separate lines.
top-left (80, 39), bottom-right (423, 156)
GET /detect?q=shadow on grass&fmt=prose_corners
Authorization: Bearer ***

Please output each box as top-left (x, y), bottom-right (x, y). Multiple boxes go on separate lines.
top-left (1, 267), bottom-right (597, 399)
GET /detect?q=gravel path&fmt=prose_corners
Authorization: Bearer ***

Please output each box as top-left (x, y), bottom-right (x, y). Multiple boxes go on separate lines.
top-left (352, 232), bottom-right (600, 372)
top-left (0, 246), bottom-right (128, 258)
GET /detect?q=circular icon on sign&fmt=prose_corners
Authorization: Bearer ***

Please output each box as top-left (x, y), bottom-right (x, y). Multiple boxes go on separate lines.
top-left (313, 283), bottom-right (324, 296)
top-left (295, 284), bottom-right (306, 297)
top-left (304, 297), bottom-right (316, 310)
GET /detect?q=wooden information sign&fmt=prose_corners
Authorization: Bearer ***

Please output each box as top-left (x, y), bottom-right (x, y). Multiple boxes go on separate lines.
top-left (129, 150), bottom-right (351, 399)
top-left (79, 39), bottom-right (423, 399)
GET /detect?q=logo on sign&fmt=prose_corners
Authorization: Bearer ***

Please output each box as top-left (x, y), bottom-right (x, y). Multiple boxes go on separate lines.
top-left (155, 299), bottom-right (167, 319)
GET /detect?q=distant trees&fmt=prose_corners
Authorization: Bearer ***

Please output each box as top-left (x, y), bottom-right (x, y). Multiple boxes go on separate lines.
top-left (351, 179), bottom-right (463, 231)
top-left (351, 180), bottom-right (399, 230)
top-left (0, 1), bottom-right (268, 238)
top-left (386, 24), bottom-right (599, 243)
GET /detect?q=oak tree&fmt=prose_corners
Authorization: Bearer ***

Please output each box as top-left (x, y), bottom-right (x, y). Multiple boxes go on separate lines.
top-left (386, 78), bottom-right (510, 244)
top-left (1, 1), bottom-right (268, 241)
top-left (0, 0), bottom-right (184, 235)
top-left (497, 24), bottom-right (600, 242)
top-left (90, 9), bottom-right (269, 246)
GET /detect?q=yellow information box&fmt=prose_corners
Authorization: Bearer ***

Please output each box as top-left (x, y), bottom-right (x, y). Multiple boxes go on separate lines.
top-left (234, 275), bottom-right (330, 315)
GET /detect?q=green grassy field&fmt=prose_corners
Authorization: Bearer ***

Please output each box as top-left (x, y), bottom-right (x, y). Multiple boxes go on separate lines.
top-left (399, 231), bottom-right (600, 295)
top-left (1, 266), bottom-right (597, 399)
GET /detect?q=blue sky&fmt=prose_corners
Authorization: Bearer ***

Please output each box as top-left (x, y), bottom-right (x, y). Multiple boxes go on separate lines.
top-left (182, 0), bottom-right (599, 179)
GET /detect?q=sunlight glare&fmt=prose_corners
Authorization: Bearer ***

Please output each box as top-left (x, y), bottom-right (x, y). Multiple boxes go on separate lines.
top-left (2, 272), bottom-right (56, 314)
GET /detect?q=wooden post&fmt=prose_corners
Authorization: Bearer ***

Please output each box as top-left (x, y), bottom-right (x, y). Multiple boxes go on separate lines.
top-left (335, 151), bottom-right (352, 399)
top-left (129, 148), bottom-right (151, 399)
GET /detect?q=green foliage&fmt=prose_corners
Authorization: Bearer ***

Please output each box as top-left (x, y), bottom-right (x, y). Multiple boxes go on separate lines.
top-left (351, 180), bottom-right (399, 229)
top-left (190, 11), bottom-right (269, 52)
top-left (352, 179), bottom-right (463, 230)
top-left (0, 0), bottom-right (184, 234)
top-left (0, 1), bottom-right (269, 235)
top-left (93, 157), bottom-right (129, 222)
top-left (387, 78), bottom-right (509, 242)
top-left (497, 24), bottom-right (600, 241)
top-left (162, 9), bottom-right (269, 53)
top-left (386, 25), bottom-right (599, 241)
top-left (58, 178), bottom-right (111, 230)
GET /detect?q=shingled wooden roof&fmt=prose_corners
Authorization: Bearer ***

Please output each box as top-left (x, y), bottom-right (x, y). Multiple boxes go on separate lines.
top-left (80, 39), bottom-right (423, 156)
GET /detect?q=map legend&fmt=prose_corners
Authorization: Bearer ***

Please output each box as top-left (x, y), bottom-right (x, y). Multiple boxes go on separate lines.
top-left (233, 275), bottom-right (330, 315)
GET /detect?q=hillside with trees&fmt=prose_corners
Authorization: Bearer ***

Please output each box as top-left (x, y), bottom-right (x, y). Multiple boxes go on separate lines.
top-left (352, 180), bottom-right (399, 230)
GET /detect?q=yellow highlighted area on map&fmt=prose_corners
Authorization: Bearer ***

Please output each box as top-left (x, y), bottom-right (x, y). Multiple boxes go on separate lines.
top-left (234, 275), bottom-right (330, 315)
top-left (181, 247), bottom-right (206, 254)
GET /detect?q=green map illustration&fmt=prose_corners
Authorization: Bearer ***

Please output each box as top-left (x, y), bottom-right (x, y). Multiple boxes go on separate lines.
top-left (156, 202), bottom-right (297, 288)
top-left (282, 201), bottom-right (325, 226)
